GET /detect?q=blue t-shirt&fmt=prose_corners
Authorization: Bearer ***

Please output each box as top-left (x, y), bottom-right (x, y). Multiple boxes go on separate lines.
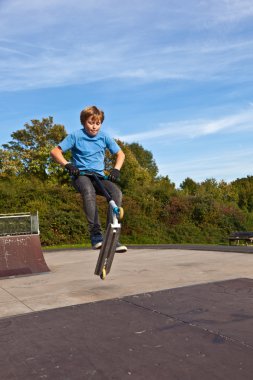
top-left (59, 128), bottom-right (120, 176)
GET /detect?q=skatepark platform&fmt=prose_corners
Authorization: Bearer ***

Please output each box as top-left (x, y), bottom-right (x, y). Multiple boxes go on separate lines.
top-left (0, 234), bottom-right (50, 277)
top-left (0, 246), bottom-right (253, 379)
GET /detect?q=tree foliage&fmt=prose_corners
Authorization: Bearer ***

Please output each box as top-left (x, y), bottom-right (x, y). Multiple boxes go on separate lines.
top-left (125, 142), bottom-right (159, 178)
top-left (1, 117), bottom-right (67, 180)
top-left (180, 177), bottom-right (198, 195)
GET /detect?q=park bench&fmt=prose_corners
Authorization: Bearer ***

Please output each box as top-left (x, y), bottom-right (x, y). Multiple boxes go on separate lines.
top-left (228, 231), bottom-right (253, 246)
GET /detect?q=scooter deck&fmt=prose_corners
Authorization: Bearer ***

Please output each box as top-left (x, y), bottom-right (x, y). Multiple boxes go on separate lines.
top-left (94, 223), bottom-right (121, 278)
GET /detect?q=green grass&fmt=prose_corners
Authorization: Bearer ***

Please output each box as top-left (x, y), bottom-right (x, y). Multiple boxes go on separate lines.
top-left (42, 241), bottom-right (231, 251)
top-left (43, 243), bottom-right (90, 250)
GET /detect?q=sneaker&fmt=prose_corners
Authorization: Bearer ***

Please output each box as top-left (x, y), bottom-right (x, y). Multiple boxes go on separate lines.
top-left (115, 242), bottom-right (127, 253)
top-left (91, 235), bottom-right (103, 250)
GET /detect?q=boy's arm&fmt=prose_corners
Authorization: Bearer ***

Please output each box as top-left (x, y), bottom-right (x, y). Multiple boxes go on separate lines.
top-left (108, 149), bottom-right (125, 182)
top-left (114, 149), bottom-right (125, 170)
top-left (50, 146), bottom-right (69, 167)
top-left (51, 146), bottom-right (80, 176)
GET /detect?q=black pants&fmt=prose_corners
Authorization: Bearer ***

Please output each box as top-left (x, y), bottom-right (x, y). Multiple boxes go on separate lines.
top-left (72, 175), bottom-right (122, 237)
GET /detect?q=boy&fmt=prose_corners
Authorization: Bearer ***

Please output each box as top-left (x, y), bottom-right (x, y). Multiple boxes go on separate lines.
top-left (50, 105), bottom-right (127, 252)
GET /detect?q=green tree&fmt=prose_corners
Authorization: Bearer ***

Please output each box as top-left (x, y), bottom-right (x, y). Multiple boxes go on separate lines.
top-left (152, 175), bottom-right (176, 203)
top-left (126, 142), bottom-right (159, 178)
top-left (119, 142), bottom-right (153, 194)
top-left (180, 177), bottom-right (198, 195)
top-left (0, 149), bottom-right (23, 177)
top-left (1, 117), bottom-right (67, 180)
top-left (231, 176), bottom-right (253, 211)
top-left (104, 140), bottom-right (154, 194)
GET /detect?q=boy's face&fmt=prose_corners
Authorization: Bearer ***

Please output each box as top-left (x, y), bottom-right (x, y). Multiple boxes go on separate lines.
top-left (84, 115), bottom-right (102, 136)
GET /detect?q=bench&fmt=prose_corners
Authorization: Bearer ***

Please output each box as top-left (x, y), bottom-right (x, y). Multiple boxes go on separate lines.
top-left (228, 231), bottom-right (253, 246)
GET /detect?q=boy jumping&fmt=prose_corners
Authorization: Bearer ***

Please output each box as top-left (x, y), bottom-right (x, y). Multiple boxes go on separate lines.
top-left (50, 105), bottom-right (127, 252)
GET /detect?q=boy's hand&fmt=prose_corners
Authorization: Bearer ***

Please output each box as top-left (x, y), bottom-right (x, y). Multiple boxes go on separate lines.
top-left (108, 168), bottom-right (120, 182)
top-left (65, 163), bottom-right (80, 177)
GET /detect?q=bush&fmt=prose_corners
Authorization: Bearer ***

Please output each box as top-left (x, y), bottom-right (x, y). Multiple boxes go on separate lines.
top-left (0, 175), bottom-right (252, 246)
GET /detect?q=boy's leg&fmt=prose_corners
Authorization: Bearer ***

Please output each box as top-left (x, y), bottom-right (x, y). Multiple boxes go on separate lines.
top-left (96, 180), bottom-right (122, 226)
top-left (72, 176), bottom-right (103, 248)
top-left (98, 180), bottom-right (127, 253)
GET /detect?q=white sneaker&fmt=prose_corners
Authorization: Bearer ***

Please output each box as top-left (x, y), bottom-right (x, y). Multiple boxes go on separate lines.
top-left (92, 241), bottom-right (103, 250)
top-left (115, 242), bottom-right (127, 253)
top-left (91, 235), bottom-right (103, 250)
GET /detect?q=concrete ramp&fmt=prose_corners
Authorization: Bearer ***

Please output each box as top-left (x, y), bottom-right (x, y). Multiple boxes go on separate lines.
top-left (0, 234), bottom-right (50, 277)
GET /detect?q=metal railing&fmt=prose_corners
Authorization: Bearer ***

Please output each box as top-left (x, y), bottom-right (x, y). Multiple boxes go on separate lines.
top-left (0, 211), bottom-right (40, 236)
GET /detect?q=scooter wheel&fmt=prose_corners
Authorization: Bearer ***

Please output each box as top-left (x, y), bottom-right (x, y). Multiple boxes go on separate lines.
top-left (118, 207), bottom-right (124, 220)
top-left (100, 267), bottom-right (106, 280)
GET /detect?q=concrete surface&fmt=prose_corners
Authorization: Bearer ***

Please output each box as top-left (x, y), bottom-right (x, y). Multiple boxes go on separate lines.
top-left (1, 278), bottom-right (253, 380)
top-left (0, 247), bottom-right (253, 318)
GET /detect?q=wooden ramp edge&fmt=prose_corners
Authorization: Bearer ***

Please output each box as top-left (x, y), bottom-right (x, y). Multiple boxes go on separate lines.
top-left (0, 234), bottom-right (50, 277)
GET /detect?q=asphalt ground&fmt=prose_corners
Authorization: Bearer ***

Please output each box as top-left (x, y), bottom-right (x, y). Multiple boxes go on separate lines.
top-left (0, 245), bottom-right (253, 379)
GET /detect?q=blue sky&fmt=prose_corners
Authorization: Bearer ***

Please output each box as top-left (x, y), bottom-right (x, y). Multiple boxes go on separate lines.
top-left (1, 0), bottom-right (253, 187)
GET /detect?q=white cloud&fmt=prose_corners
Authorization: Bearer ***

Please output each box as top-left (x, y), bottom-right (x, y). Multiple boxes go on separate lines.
top-left (1, 1), bottom-right (253, 91)
top-left (212, 0), bottom-right (253, 22)
top-left (1, 36), bottom-right (253, 91)
top-left (158, 147), bottom-right (253, 186)
top-left (117, 108), bottom-right (253, 142)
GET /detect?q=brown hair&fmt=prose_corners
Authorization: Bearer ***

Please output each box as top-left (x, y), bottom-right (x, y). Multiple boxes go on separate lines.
top-left (80, 106), bottom-right (104, 126)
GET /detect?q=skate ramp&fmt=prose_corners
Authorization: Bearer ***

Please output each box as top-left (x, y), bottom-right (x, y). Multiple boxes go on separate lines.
top-left (0, 234), bottom-right (50, 277)
top-left (0, 278), bottom-right (253, 379)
